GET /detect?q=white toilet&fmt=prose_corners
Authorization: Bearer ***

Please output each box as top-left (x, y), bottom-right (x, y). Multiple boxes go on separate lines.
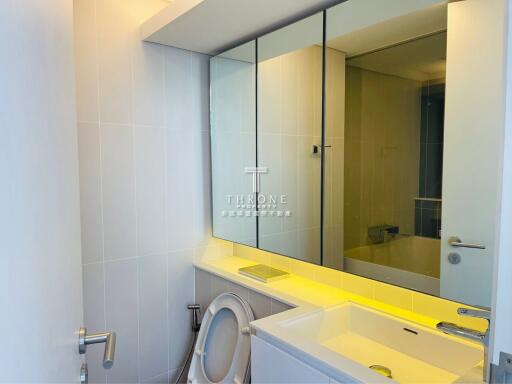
top-left (188, 292), bottom-right (254, 384)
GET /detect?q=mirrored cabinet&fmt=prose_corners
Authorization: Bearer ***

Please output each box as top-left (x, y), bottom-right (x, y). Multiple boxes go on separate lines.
top-left (210, 0), bottom-right (498, 308)
top-left (211, 41), bottom-right (257, 247)
top-left (258, 13), bottom-right (324, 264)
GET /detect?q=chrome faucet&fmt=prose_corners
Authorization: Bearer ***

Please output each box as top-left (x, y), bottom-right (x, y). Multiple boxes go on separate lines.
top-left (437, 307), bottom-right (491, 382)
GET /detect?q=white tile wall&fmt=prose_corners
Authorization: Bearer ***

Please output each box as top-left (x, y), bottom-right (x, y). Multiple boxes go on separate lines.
top-left (74, 1), bottom-right (220, 382)
top-left (138, 255), bottom-right (168, 380)
top-left (78, 122), bottom-right (104, 264)
top-left (105, 259), bottom-right (139, 383)
top-left (101, 123), bottom-right (137, 262)
top-left (1, 4), bottom-right (84, 381)
top-left (83, 263), bottom-right (107, 384)
top-left (134, 126), bottom-right (166, 257)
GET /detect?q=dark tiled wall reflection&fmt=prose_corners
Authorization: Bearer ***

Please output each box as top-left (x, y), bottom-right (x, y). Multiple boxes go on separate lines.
top-left (415, 200), bottom-right (442, 238)
top-left (416, 82), bottom-right (444, 239)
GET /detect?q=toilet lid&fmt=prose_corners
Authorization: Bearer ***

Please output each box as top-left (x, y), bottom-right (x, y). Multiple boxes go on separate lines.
top-left (188, 292), bottom-right (254, 384)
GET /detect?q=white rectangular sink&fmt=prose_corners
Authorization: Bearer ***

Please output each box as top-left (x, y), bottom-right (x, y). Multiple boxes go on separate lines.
top-left (279, 302), bottom-right (483, 383)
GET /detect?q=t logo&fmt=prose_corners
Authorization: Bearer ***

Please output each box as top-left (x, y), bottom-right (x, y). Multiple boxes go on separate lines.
top-left (244, 166), bottom-right (268, 193)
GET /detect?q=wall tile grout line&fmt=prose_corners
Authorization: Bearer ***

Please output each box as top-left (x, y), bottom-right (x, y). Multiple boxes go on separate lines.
top-left (129, 28), bottom-right (142, 384)
top-left (163, 45), bottom-right (171, 382)
top-left (91, 1), bottom-right (108, 383)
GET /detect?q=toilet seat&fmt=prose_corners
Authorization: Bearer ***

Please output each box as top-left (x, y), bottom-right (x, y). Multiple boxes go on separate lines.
top-left (188, 292), bottom-right (254, 384)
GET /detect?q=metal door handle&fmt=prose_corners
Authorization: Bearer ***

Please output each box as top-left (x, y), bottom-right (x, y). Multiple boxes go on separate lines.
top-left (79, 327), bottom-right (116, 368)
top-left (448, 236), bottom-right (486, 250)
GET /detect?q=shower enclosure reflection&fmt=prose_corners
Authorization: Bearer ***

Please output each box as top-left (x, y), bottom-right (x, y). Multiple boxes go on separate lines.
top-left (325, 31), bottom-right (447, 295)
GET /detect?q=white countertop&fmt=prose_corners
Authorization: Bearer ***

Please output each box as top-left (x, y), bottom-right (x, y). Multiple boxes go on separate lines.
top-left (194, 256), bottom-right (483, 383)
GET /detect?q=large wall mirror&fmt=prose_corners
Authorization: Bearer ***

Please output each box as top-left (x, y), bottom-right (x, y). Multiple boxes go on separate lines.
top-left (210, 0), bottom-right (497, 308)
top-left (211, 41), bottom-right (257, 247)
top-left (258, 13), bottom-right (324, 264)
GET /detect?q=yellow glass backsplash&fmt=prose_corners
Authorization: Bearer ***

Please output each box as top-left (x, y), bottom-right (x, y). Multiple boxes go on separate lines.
top-left (232, 243), bottom-right (488, 332)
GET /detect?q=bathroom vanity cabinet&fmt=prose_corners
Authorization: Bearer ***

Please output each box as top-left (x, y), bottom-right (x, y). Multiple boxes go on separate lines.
top-left (251, 336), bottom-right (335, 384)
top-left (250, 300), bottom-right (484, 384)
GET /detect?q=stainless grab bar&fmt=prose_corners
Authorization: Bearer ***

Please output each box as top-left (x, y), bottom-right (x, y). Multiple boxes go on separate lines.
top-left (79, 327), bottom-right (116, 368)
top-left (448, 236), bottom-right (486, 250)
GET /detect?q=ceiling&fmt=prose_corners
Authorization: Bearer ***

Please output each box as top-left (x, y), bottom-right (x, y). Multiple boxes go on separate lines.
top-left (326, 3), bottom-right (447, 57)
top-left (141, 0), bottom-right (343, 55)
top-left (347, 32), bottom-right (447, 82)
top-left (142, 0), bottom-right (448, 66)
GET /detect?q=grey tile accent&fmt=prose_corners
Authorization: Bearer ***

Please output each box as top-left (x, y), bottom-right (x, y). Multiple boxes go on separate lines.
top-left (248, 291), bottom-right (272, 319)
top-left (194, 269), bottom-right (212, 320)
top-left (415, 200), bottom-right (442, 239)
top-left (271, 299), bottom-right (294, 315)
top-left (194, 268), bottom-right (293, 321)
top-left (210, 274), bottom-right (230, 300)
top-left (417, 81), bottom-right (444, 239)
top-left (227, 281), bottom-right (250, 301)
